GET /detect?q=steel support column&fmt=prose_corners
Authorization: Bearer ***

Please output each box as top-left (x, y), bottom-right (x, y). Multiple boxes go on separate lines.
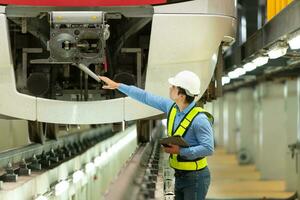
top-left (297, 77), bottom-right (300, 194)
top-left (223, 92), bottom-right (237, 153)
top-left (253, 87), bottom-right (262, 170)
top-left (285, 79), bottom-right (298, 191)
top-left (236, 88), bottom-right (255, 163)
top-left (212, 100), bottom-right (221, 146)
top-left (259, 82), bottom-right (286, 179)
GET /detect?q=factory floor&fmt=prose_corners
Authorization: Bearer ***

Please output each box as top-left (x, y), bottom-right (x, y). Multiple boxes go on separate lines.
top-left (207, 148), bottom-right (296, 199)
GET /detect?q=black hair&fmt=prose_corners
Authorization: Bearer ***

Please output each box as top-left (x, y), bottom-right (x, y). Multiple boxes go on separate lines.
top-left (177, 87), bottom-right (195, 104)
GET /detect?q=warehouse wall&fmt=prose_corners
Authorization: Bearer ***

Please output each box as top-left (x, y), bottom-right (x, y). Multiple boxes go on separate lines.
top-left (215, 78), bottom-right (300, 189)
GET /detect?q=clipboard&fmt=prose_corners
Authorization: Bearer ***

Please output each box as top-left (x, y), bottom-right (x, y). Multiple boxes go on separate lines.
top-left (159, 136), bottom-right (189, 147)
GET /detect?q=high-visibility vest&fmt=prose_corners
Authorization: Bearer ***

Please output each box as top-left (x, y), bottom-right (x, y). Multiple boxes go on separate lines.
top-left (167, 104), bottom-right (214, 171)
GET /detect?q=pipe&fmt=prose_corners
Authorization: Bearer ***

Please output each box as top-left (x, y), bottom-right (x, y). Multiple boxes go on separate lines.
top-left (77, 63), bottom-right (100, 83)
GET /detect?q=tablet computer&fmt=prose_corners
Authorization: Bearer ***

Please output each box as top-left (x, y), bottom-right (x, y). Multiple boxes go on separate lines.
top-left (159, 136), bottom-right (189, 147)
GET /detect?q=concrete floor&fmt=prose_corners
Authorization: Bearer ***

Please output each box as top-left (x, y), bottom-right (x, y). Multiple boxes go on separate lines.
top-left (207, 148), bottom-right (295, 199)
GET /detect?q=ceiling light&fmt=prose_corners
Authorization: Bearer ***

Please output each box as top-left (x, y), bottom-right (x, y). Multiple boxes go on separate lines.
top-left (288, 34), bottom-right (300, 50)
top-left (228, 67), bottom-right (245, 79)
top-left (243, 62), bottom-right (257, 72)
top-left (267, 43), bottom-right (288, 59)
top-left (252, 56), bottom-right (269, 66)
top-left (222, 76), bottom-right (230, 85)
top-left (235, 67), bottom-right (246, 76)
top-left (228, 70), bottom-right (238, 79)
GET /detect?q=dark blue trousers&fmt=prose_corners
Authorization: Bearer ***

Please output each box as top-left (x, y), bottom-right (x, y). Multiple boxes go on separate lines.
top-left (174, 167), bottom-right (210, 200)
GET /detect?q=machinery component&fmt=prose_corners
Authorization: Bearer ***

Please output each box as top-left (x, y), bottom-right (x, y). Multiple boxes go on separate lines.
top-left (18, 159), bottom-right (31, 176)
top-left (113, 72), bottom-right (136, 86)
top-left (0, 0), bottom-right (236, 124)
top-left (28, 154), bottom-right (42, 171)
top-left (163, 169), bottom-right (174, 198)
top-left (161, 137), bottom-right (175, 199)
top-left (137, 142), bottom-right (161, 199)
top-left (121, 48), bottom-right (143, 87)
top-left (67, 144), bottom-right (77, 156)
top-left (288, 142), bottom-right (300, 173)
top-left (104, 131), bottom-right (163, 200)
top-left (48, 11), bottom-right (109, 65)
top-left (51, 11), bottom-right (104, 24)
top-left (28, 121), bottom-right (45, 144)
top-left (62, 146), bottom-right (72, 158)
top-left (17, 48), bottom-right (43, 91)
top-left (0, 125), bottom-right (113, 173)
top-left (57, 147), bottom-right (66, 160)
top-left (27, 72), bottom-right (49, 96)
top-left (40, 151), bottom-right (51, 168)
top-left (288, 142), bottom-right (300, 159)
top-left (49, 148), bottom-right (59, 163)
top-left (0, 125), bottom-right (139, 200)
top-left (3, 162), bottom-right (18, 182)
top-left (165, 195), bottom-right (175, 200)
top-left (73, 142), bottom-right (82, 153)
top-left (77, 63), bottom-right (100, 82)
top-left (238, 148), bottom-right (251, 165)
top-left (215, 45), bottom-right (224, 98)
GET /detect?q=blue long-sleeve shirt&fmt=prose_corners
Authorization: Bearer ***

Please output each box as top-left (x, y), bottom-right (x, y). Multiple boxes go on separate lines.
top-left (118, 83), bottom-right (214, 160)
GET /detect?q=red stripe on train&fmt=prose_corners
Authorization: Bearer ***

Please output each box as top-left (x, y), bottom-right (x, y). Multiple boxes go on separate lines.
top-left (0, 0), bottom-right (166, 6)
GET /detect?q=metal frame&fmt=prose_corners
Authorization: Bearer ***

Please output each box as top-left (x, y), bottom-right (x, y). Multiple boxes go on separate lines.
top-left (0, 125), bottom-right (112, 172)
top-left (5, 5), bottom-right (154, 18)
top-left (224, 0), bottom-right (300, 91)
top-left (121, 48), bottom-right (143, 87)
top-left (226, 0), bottom-right (300, 68)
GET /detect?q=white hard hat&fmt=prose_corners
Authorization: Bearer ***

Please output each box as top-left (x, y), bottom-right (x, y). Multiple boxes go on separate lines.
top-left (168, 70), bottom-right (201, 96)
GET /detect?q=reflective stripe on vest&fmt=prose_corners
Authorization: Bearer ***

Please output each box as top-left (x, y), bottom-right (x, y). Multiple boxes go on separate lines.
top-left (167, 104), bottom-right (214, 171)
